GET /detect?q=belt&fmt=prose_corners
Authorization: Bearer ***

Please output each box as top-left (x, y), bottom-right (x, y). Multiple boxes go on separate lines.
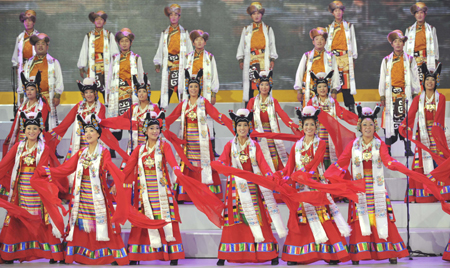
top-left (145, 170), bottom-right (157, 175)
top-left (332, 50), bottom-right (348, 56)
top-left (414, 50), bottom-right (427, 57)
top-left (21, 166), bottom-right (36, 173)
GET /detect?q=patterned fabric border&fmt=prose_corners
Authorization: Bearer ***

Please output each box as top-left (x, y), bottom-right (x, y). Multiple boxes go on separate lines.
top-left (1, 241), bottom-right (63, 254)
top-left (444, 243), bottom-right (450, 253)
top-left (127, 243), bottom-right (184, 254)
top-left (333, 162), bottom-right (346, 173)
top-left (348, 241), bottom-right (406, 254)
top-left (283, 241), bottom-right (347, 255)
top-left (49, 130), bottom-right (62, 141)
top-left (65, 245), bottom-right (127, 260)
top-left (218, 242), bottom-right (278, 253)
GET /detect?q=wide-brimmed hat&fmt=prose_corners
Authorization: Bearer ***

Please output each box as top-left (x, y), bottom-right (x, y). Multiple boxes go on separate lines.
top-left (19, 10), bottom-right (36, 23)
top-left (410, 2), bottom-right (428, 15)
top-left (387, 29), bottom-right (408, 44)
top-left (115, 28), bottom-right (135, 43)
top-left (328, 1), bottom-right (345, 13)
top-left (164, 4), bottom-right (181, 17)
top-left (190, 29), bottom-right (209, 42)
top-left (30, 33), bottom-right (50, 46)
top-left (89, 10), bottom-right (108, 23)
top-left (310, 27), bottom-right (328, 40)
top-left (247, 2), bottom-right (265, 16)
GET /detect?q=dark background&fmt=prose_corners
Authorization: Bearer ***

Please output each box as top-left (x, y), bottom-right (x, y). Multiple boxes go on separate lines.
top-left (1, 0), bottom-right (449, 94)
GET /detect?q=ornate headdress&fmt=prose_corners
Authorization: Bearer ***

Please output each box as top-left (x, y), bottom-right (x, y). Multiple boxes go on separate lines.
top-left (254, 70), bottom-right (273, 91)
top-left (19, 10), bottom-right (36, 23)
top-left (356, 103), bottom-right (381, 132)
top-left (142, 111), bottom-right (166, 137)
top-left (247, 2), bottom-right (265, 16)
top-left (229, 109), bottom-right (253, 136)
top-left (296, 106), bottom-right (320, 131)
top-left (21, 71), bottom-right (41, 99)
top-left (77, 114), bottom-right (102, 136)
top-left (410, 2), bottom-right (428, 15)
top-left (190, 29), bottom-right (209, 42)
top-left (185, 69), bottom-right (203, 97)
top-left (30, 33), bottom-right (50, 45)
top-left (115, 28), bottom-right (135, 43)
top-left (309, 27), bottom-right (328, 40)
top-left (310, 70), bottom-right (334, 94)
top-left (133, 74), bottom-right (151, 100)
top-left (77, 77), bottom-right (99, 101)
top-left (89, 10), bottom-right (108, 23)
top-left (387, 30), bottom-right (408, 44)
top-left (420, 62), bottom-right (442, 90)
top-left (328, 1), bottom-right (345, 13)
top-left (20, 111), bottom-right (44, 133)
top-left (164, 4), bottom-right (181, 17)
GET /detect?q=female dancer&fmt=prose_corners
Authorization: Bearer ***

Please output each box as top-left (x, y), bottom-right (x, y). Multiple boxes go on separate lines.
top-left (0, 111), bottom-right (63, 264)
top-left (214, 109), bottom-right (285, 266)
top-left (307, 70), bottom-right (358, 168)
top-left (325, 104), bottom-right (412, 264)
top-left (280, 106), bottom-right (351, 265)
top-left (165, 69), bottom-right (233, 202)
top-left (3, 71), bottom-right (49, 157)
top-left (399, 63), bottom-right (450, 202)
top-left (33, 114), bottom-right (129, 265)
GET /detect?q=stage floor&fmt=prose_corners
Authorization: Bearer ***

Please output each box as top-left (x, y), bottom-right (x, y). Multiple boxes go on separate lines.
top-left (8, 257), bottom-right (449, 267)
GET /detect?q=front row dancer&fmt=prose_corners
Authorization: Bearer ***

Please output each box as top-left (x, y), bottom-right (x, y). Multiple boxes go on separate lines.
top-left (215, 109), bottom-right (285, 266)
top-left (280, 106), bottom-right (351, 265)
top-left (325, 104), bottom-right (415, 265)
top-left (121, 111), bottom-right (184, 265)
top-left (0, 112), bottom-right (63, 264)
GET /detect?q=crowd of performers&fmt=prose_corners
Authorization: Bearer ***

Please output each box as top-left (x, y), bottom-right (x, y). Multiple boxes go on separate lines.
top-left (2, 0), bottom-right (450, 266)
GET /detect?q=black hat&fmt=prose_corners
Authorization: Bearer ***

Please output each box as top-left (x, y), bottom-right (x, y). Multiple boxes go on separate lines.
top-left (21, 71), bottom-right (41, 98)
top-left (254, 70), bottom-right (273, 91)
top-left (77, 114), bottom-right (102, 137)
top-left (133, 74), bottom-right (151, 100)
top-left (20, 111), bottom-right (44, 132)
top-left (229, 109), bottom-right (253, 136)
top-left (142, 111), bottom-right (165, 137)
top-left (185, 69), bottom-right (203, 97)
top-left (310, 70), bottom-right (334, 94)
top-left (420, 62), bottom-right (442, 91)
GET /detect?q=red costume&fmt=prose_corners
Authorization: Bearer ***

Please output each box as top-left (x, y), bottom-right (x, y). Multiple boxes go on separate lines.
top-left (0, 141), bottom-right (63, 263)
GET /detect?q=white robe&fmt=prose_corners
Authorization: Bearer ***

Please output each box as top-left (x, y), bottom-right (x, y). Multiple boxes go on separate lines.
top-left (153, 25), bottom-right (193, 109)
top-left (236, 22), bottom-right (278, 102)
top-left (11, 29), bottom-right (38, 96)
top-left (404, 22), bottom-right (439, 70)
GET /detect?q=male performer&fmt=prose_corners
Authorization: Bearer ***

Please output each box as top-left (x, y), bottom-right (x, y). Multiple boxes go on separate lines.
top-left (294, 27), bottom-right (340, 107)
top-left (326, 1), bottom-right (357, 113)
top-left (154, 4), bottom-right (193, 109)
top-left (237, 2), bottom-right (277, 106)
top-left (404, 2), bottom-right (439, 88)
top-left (12, 10), bottom-right (39, 105)
top-left (379, 30), bottom-right (420, 156)
top-left (185, 29), bottom-right (220, 156)
top-left (106, 28), bottom-right (144, 157)
top-left (77, 10), bottom-right (119, 102)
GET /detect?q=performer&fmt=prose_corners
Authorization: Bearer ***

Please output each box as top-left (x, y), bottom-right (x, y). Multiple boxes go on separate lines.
top-left (0, 111), bottom-right (63, 264)
top-left (324, 104), bottom-right (410, 264)
top-left (106, 28), bottom-right (144, 157)
top-left (404, 2), bottom-right (439, 88)
top-left (185, 29), bottom-right (220, 156)
top-left (165, 70), bottom-right (233, 202)
top-left (12, 10), bottom-right (39, 100)
top-left (34, 114), bottom-right (129, 265)
top-left (279, 106), bottom-right (350, 265)
top-left (307, 70), bottom-right (358, 169)
top-left (294, 28), bottom-right (340, 107)
top-left (22, 33), bottom-right (63, 134)
top-left (214, 109), bottom-right (285, 266)
top-left (122, 111), bottom-right (184, 265)
top-left (326, 1), bottom-right (357, 113)
top-left (379, 30), bottom-right (420, 156)
top-left (3, 71), bottom-right (50, 158)
top-left (237, 2), bottom-right (277, 105)
top-left (246, 70), bottom-right (299, 196)
top-left (120, 74), bottom-right (160, 167)
top-left (399, 63), bottom-right (450, 203)
top-left (77, 10), bottom-right (119, 102)
top-left (154, 4), bottom-right (193, 109)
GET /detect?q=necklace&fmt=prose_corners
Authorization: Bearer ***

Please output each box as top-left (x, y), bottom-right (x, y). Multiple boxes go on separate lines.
top-left (300, 138), bottom-right (314, 164)
top-left (22, 141), bottom-right (37, 166)
top-left (81, 147), bottom-right (98, 169)
top-left (143, 143), bottom-right (157, 168)
top-left (362, 139), bottom-right (373, 162)
top-left (186, 101), bottom-right (197, 121)
top-left (259, 96), bottom-right (270, 113)
top-left (425, 93), bottom-right (436, 111)
top-left (23, 100), bottom-right (38, 113)
top-left (238, 139), bottom-right (250, 164)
